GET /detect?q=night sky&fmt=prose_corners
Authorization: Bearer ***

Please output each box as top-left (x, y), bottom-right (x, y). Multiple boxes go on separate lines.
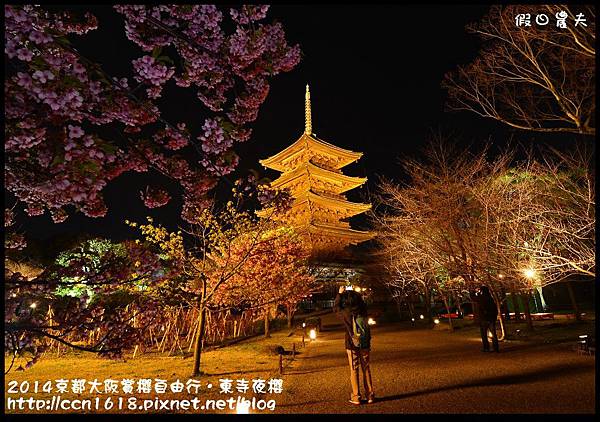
top-left (15, 5), bottom-right (570, 254)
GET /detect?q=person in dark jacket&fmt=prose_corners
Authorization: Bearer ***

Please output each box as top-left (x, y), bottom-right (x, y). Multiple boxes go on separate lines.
top-left (334, 286), bottom-right (375, 405)
top-left (471, 285), bottom-right (499, 352)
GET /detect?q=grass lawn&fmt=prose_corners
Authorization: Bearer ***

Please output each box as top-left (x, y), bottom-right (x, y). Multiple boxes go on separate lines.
top-left (5, 327), bottom-right (310, 414)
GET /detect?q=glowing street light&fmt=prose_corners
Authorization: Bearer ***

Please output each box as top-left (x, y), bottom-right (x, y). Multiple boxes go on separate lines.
top-left (309, 329), bottom-right (317, 340)
top-left (419, 314), bottom-right (424, 320)
top-left (354, 286), bottom-right (362, 293)
top-left (498, 273), bottom-right (504, 279)
top-left (434, 318), bottom-right (440, 324)
top-left (367, 318), bottom-right (376, 326)
top-left (523, 268), bottom-right (537, 279)
top-left (411, 317), bottom-right (415, 322)
top-left (302, 322), bottom-right (306, 328)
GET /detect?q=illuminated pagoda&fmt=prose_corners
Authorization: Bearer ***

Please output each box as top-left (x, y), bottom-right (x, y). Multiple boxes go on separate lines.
top-left (258, 85), bottom-right (374, 257)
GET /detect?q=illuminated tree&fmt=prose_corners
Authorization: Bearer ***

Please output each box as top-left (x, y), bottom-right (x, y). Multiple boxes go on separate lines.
top-left (374, 138), bottom-right (595, 332)
top-left (213, 226), bottom-right (316, 337)
top-left (373, 141), bottom-right (523, 337)
top-left (129, 184), bottom-right (293, 375)
top-left (443, 5), bottom-right (595, 136)
top-left (488, 145), bottom-right (595, 321)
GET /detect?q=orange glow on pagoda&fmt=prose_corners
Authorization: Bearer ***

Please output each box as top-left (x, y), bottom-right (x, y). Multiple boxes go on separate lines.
top-left (258, 85), bottom-right (374, 256)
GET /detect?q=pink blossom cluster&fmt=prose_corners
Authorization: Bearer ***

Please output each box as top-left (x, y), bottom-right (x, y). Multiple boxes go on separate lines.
top-left (199, 118), bottom-right (232, 155)
top-left (6, 3), bottom-right (300, 231)
top-left (115, 4), bottom-right (300, 179)
top-left (140, 186), bottom-right (171, 208)
top-left (229, 5), bottom-right (270, 25)
top-left (132, 55), bottom-right (175, 98)
top-left (153, 123), bottom-right (189, 150)
top-left (5, 5), bottom-right (164, 222)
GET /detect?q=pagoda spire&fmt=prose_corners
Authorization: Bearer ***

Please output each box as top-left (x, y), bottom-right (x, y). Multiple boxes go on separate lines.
top-left (304, 84), bottom-right (312, 135)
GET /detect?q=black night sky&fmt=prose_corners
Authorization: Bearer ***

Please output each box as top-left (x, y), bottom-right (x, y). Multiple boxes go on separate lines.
top-left (14, 4), bottom-right (571, 254)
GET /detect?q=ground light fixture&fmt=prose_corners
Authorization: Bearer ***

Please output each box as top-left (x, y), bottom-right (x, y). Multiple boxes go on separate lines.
top-left (433, 318), bottom-right (440, 324)
top-left (368, 318), bottom-right (376, 325)
top-left (419, 314), bottom-right (424, 320)
top-left (411, 317), bottom-right (415, 322)
top-left (309, 329), bottom-right (317, 340)
top-left (29, 302), bottom-right (37, 309)
top-left (302, 322), bottom-right (306, 328)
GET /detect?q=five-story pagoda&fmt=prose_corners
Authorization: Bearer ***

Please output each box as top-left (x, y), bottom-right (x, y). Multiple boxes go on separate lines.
top-left (258, 85), bottom-right (374, 257)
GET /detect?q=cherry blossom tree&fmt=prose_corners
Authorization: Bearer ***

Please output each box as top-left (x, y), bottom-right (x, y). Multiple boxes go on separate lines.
top-left (5, 4), bottom-right (300, 371)
top-left (5, 4), bottom-right (300, 232)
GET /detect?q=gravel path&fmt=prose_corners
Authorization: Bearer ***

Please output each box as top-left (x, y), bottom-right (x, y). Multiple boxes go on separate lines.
top-left (275, 313), bottom-right (595, 413)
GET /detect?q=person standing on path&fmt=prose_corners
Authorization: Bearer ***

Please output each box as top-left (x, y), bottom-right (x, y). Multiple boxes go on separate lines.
top-left (471, 285), bottom-right (499, 352)
top-left (334, 286), bottom-right (375, 405)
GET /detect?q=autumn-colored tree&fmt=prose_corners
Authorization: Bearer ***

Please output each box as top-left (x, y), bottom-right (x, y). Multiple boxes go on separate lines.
top-left (130, 184), bottom-right (293, 375)
top-left (442, 5), bottom-right (595, 136)
top-left (212, 226), bottom-right (317, 337)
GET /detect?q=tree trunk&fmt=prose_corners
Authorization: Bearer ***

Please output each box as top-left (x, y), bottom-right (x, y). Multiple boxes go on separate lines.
top-left (192, 281), bottom-right (207, 377)
top-left (264, 308), bottom-right (271, 338)
top-left (287, 305), bottom-right (294, 329)
top-left (442, 295), bottom-right (454, 332)
top-left (455, 298), bottom-right (463, 318)
top-left (192, 305), bottom-right (206, 376)
top-left (511, 291), bottom-right (521, 321)
top-left (407, 300), bottom-right (415, 320)
top-left (522, 291), bottom-right (534, 330)
top-left (423, 286), bottom-right (433, 323)
top-left (565, 280), bottom-right (582, 321)
top-left (502, 291), bottom-right (511, 321)
top-left (394, 298), bottom-right (403, 315)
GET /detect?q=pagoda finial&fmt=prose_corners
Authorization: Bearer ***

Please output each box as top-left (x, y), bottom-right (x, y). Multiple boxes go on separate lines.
top-left (304, 84), bottom-right (312, 135)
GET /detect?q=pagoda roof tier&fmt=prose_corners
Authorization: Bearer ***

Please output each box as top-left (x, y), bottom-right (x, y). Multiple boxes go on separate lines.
top-left (256, 190), bottom-right (371, 220)
top-left (270, 161), bottom-right (367, 194)
top-left (301, 222), bottom-right (375, 244)
top-left (260, 133), bottom-right (362, 172)
top-left (294, 190), bottom-right (371, 218)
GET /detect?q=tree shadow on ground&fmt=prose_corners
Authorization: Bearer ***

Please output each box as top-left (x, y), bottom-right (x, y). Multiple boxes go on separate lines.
top-left (376, 362), bottom-right (593, 403)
